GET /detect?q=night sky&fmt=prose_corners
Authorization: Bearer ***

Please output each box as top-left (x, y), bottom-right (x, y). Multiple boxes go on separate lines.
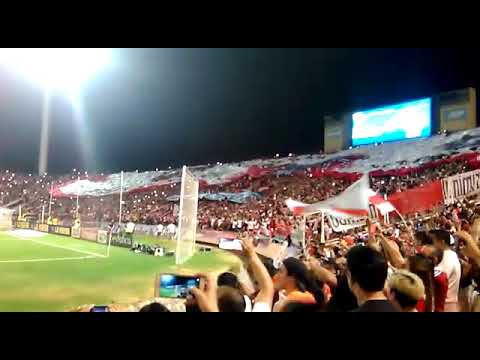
top-left (0, 48), bottom-right (479, 174)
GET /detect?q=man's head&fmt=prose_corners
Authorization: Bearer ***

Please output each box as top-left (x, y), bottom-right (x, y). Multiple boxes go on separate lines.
top-left (216, 286), bottom-right (247, 312)
top-left (415, 231), bottom-right (431, 246)
top-left (386, 270), bottom-right (425, 312)
top-left (273, 257), bottom-right (310, 292)
top-left (346, 246), bottom-right (388, 300)
top-left (217, 272), bottom-right (240, 289)
top-left (428, 229), bottom-right (451, 251)
top-left (139, 302), bottom-right (170, 312)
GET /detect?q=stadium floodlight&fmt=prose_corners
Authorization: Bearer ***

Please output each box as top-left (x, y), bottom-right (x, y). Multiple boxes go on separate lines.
top-left (0, 48), bottom-right (112, 175)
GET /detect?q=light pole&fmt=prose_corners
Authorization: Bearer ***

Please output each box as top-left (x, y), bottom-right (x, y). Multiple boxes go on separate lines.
top-left (0, 48), bottom-right (112, 175)
top-left (38, 89), bottom-right (51, 176)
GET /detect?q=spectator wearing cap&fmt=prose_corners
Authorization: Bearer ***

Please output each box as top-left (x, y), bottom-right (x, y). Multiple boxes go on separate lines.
top-left (386, 270), bottom-right (425, 312)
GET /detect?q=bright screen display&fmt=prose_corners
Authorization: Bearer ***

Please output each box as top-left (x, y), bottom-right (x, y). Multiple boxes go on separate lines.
top-left (352, 98), bottom-right (431, 146)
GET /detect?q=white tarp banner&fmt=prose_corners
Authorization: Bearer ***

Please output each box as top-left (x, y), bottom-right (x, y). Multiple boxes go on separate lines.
top-left (326, 214), bottom-right (367, 232)
top-left (441, 168), bottom-right (480, 205)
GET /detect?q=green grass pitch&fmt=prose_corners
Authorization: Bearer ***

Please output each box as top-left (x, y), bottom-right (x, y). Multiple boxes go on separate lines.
top-left (0, 230), bottom-right (241, 312)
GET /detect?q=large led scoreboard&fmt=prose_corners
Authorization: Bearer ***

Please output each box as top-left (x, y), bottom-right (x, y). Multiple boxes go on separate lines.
top-left (323, 87), bottom-right (476, 154)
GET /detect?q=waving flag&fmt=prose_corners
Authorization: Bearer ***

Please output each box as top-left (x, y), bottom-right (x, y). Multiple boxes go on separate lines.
top-left (286, 175), bottom-right (395, 217)
top-left (368, 193), bottom-right (396, 215)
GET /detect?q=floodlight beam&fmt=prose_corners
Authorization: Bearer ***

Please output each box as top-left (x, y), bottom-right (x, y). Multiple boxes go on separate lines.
top-left (0, 48), bottom-right (112, 175)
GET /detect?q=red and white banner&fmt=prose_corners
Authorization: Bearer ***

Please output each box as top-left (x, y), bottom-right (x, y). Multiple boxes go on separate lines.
top-left (441, 168), bottom-right (480, 205)
top-left (286, 175), bottom-right (395, 218)
top-left (369, 193), bottom-right (395, 215)
top-left (387, 181), bottom-right (444, 214)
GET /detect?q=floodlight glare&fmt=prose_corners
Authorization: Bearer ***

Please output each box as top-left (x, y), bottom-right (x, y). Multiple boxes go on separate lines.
top-left (0, 48), bottom-right (112, 175)
top-left (0, 48), bottom-right (111, 97)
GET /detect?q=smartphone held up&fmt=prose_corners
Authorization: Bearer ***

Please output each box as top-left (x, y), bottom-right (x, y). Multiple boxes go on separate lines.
top-left (156, 274), bottom-right (201, 299)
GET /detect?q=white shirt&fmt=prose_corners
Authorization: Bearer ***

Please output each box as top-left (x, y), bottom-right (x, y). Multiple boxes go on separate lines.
top-left (394, 228), bottom-right (400, 239)
top-left (251, 301), bottom-right (271, 312)
top-left (126, 222), bottom-right (136, 233)
top-left (437, 249), bottom-right (461, 304)
top-left (156, 224), bottom-right (164, 233)
top-left (167, 223), bottom-right (177, 234)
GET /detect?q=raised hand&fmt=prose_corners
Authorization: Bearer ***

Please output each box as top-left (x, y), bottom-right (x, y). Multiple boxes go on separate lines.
top-left (190, 273), bottom-right (219, 312)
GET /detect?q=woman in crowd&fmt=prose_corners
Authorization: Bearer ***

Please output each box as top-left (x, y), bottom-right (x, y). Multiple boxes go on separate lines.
top-left (272, 257), bottom-right (325, 312)
top-left (407, 254), bottom-right (435, 312)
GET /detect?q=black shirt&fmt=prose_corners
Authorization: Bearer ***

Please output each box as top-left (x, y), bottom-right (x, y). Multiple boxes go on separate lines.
top-left (325, 276), bottom-right (358, 312)
top-left (351, 299), bottom-right (399, 312)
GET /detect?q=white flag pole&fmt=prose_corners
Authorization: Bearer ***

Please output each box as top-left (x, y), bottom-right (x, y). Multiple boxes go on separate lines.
top-left (394, 208), bottom-right (414, 243)
top-left (48, 182), bottom-right (54, 220)
top-left (41, 205), bottom-right (45, 224)
top-left (320, 211), bottom-right (326, 244)
top-left (301, 215), bottom-right (307, 257)
top-left (75, 176), bottom-right (80, 220)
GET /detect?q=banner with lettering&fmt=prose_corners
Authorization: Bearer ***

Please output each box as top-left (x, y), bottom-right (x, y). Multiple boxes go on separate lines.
top-left (441, 169), bottom-right (480, 204)
top-left (326, 214), bottom-right (367, 232)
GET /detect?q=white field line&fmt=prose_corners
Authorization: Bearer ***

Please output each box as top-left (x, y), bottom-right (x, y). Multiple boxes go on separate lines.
top-left (0, 255), bottom-right (97, 264)
top-left (27, 238), bottom-right (106, 258)
top-left (6, 233), bottom-right (107, 259)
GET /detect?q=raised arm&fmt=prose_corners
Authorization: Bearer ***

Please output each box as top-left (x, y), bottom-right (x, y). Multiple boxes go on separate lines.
top-left (240, 236), bottom-right (275, 308)
top-left (378, 234), bottom-right (406, 269)
top-left (456, 230), bottom-right (480, 267)
top-left (308, 257), bottom-right (338, 288)
top-left (366, 219), bottom-right (382, 253)
top-left (375, 223), bottom-right (406, 269)
top-left (470, 218), bottom-right (480, 244)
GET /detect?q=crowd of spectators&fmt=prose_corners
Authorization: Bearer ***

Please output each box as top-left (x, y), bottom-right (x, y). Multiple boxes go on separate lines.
top-left (72, 205), bottom-right (480, 312)
top-left (370, 160), bottom-right (472, 194)
top-left (0, 154), bottom-right (476, 242)
top-left (3, 150), bottom-right (480, 312)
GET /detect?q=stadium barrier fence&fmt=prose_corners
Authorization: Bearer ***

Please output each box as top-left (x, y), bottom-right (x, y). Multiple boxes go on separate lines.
top-left (15, 220), bottom-right (33, 230)
top-left (37, 223), bottom-right (49, 232)
top-left (13, 220), bottom-right (102, 245)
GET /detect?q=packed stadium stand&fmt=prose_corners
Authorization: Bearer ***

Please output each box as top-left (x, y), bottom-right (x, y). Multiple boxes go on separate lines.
top-left (3, 123), bottom-right (480, 313)
top-left (3, 126), bottom-right (480, 243)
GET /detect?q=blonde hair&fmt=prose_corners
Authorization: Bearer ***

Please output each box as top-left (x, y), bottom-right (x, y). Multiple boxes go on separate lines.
top-left (388, 270), bottom-right (425, 302)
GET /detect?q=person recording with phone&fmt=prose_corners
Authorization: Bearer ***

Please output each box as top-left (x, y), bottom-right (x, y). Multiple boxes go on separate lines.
top-left (189, 236), bottom-right (275, 312)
